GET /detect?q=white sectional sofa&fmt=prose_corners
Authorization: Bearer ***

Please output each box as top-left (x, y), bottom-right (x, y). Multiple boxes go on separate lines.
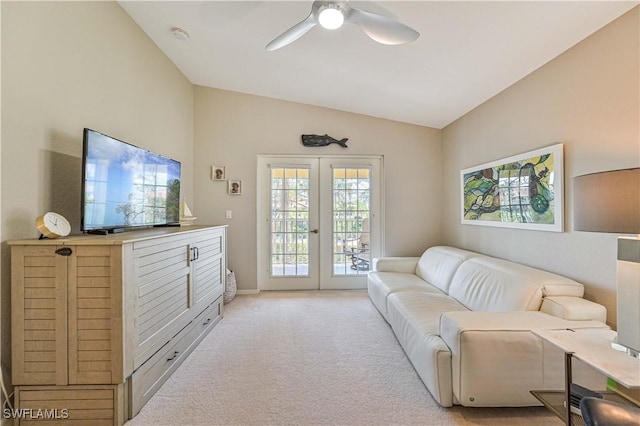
top-left (368, 246), bottom-right (609, 407)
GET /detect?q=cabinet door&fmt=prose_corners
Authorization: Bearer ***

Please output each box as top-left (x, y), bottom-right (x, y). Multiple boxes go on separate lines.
top-left (130, 235), bottom-right (192, 369)
top-left (68, 246), bottom-right (123, 385)
top-left (191, 228), bottom-right (226, 307)
top-left (12, 246), bottom-right (68, 386)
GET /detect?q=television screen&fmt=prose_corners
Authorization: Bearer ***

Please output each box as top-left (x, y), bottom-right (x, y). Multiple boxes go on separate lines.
top-left (81, 128), bottom-right (181, 232)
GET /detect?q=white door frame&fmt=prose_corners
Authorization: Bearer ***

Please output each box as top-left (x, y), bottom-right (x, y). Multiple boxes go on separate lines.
top-left (257, 155), bottom-right (384, 291)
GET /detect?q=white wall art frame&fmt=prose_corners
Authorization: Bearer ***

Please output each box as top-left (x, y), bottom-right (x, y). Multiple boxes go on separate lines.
top-left (228, 179), bottom-right (242, 195)
top-left (212, 165), bottom-right (226, 180)
top-left (460, 143), bottom-right (564, 232)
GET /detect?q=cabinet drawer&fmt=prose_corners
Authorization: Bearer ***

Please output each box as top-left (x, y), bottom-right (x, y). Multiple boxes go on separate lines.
top-left (129, 324), bottom-right (191, 416)
top-left (191, 296), bottom-right (223, 344)
top-left (14, 384), bottom-right (126, 426)
top-left (129, 296), bottom-right (223, 417)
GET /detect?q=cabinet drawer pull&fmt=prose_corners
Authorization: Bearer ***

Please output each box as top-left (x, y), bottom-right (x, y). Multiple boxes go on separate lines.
top-left (166, 351), bottom-right (179, 362)
top-left (55, 247), bottom-right (73, 256)
top-left (203, 318), bottom-right (212, 326)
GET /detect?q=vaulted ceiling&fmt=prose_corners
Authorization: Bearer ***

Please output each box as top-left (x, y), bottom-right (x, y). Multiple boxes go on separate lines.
top-left (119, 1), bottom-right (638, 128)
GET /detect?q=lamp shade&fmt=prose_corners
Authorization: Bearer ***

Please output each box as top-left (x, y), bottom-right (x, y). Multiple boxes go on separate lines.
top-left (573, 168), bottom-right (640, 234)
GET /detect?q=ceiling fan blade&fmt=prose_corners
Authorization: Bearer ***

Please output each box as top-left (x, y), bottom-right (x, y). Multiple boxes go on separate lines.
top-left (266, 13), bottom-right (318, 51)
top-left (347, 7), bottom-right (419, 45)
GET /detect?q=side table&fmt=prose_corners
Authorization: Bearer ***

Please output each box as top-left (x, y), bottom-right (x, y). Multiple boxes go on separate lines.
top-left (530, 328), bottom-right (640, 426)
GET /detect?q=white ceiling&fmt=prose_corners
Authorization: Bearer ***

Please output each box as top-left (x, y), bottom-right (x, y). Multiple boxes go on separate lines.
top-left (119, 1), bottom-right (637, 129)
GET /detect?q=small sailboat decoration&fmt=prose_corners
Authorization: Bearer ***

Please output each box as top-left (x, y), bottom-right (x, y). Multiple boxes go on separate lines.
top-left (180, 200), bottom-right (197, 226)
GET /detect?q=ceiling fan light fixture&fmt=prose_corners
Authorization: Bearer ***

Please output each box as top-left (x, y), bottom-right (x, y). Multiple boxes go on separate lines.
top-left (265, 0), bottom-right (419, 51)
top-left (318, 4), bottom-right (344, 30)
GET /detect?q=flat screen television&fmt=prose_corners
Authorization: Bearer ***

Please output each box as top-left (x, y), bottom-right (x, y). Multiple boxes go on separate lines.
top-left (81, 128), bottom-right (181, 233)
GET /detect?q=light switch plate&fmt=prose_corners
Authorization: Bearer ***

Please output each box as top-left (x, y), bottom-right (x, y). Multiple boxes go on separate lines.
top-left (225, 210), bottom-right (232, 219)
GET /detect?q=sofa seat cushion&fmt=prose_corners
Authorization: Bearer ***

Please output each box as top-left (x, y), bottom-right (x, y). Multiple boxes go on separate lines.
top-left (415, 246), bottom-right (479, 293)
top-left (367, 271), bottom-right (445, 320)
top-left (387, 291), bottom-right (469, 347)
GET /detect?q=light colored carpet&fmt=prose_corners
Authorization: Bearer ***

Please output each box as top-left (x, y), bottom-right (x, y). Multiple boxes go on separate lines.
top-left (126, 291), bottom-right (561, 425)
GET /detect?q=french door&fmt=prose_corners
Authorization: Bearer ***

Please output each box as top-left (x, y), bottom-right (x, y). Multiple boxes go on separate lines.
top-left (257, 156), bottom-right (383, 290)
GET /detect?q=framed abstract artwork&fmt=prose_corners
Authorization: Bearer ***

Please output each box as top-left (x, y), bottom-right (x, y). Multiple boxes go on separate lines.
top-left (460, 144), bottom-right (563, 232)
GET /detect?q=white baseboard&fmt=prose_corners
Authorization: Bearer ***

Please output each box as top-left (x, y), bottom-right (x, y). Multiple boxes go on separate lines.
top-left (236, 289), bottom-right (260, 295)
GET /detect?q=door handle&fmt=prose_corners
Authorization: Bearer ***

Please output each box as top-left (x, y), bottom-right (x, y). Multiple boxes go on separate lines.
top-left (190, 247), bottom-right (200, 261)
top-left (310, 229), bottom-right (319, 234)
top-left (55, 247), bottom-right (73, 256)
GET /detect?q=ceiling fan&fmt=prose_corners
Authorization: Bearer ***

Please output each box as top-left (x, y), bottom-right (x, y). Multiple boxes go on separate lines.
top-left (265, 0), bottom-right (420, 51)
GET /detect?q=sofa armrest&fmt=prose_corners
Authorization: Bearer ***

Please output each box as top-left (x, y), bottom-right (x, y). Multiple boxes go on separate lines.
top-left (439, 311), bottom-right (608, 362)
top-left (540, 296), bottom-right (607, 323)
top-left (372, 257), bottom-right (419, 273)
top-left (438, 311), bottom-right (608, 406)
top-left (439, 311), bottom-right (607, 346)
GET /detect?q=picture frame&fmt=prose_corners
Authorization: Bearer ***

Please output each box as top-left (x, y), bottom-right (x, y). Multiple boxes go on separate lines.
top-left (228, 179), bottom-right (242, 195)
top-left (460, 143), bottom-right (563, 232)
top-left (212, 166), bottom-right (226, 181)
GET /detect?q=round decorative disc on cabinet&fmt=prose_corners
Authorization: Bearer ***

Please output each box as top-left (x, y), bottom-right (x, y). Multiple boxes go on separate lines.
top-left (36, 212), bottom-right (71, 238)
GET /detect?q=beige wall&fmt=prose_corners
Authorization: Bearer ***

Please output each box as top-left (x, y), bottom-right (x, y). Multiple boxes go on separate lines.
top-left (194, 87), bottom-right (442, 291)
top-left (441, 7), bottom-right (640, 326)
top-left (1, 0), bottom-right (194, 388)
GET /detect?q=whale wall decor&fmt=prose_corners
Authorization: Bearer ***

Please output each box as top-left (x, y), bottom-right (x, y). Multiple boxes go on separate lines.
top-left (301, 134), bottom-right (348, 148)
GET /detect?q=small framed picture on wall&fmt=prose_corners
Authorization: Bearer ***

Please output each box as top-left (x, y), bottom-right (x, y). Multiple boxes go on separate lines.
top-left (212, 166), bottom-right (226, 181)
top-left (228, 180), bottom-right (242, 195)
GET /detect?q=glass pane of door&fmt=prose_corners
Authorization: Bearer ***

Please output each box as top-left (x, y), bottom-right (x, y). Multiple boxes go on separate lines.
top-left (332, 167), bottom-right (371, 275)
top-left (270, 166), bottom-right (310, 277)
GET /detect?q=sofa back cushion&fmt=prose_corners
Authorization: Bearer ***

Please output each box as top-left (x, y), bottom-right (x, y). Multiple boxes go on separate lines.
top-left (415, 246), bottom-right (479, 293)
top-left (448, 257), bottom-right (582, 312)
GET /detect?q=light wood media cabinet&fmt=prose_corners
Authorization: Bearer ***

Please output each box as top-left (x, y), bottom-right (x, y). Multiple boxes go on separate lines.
top-left (10, 225), bottom-right (227, 425)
